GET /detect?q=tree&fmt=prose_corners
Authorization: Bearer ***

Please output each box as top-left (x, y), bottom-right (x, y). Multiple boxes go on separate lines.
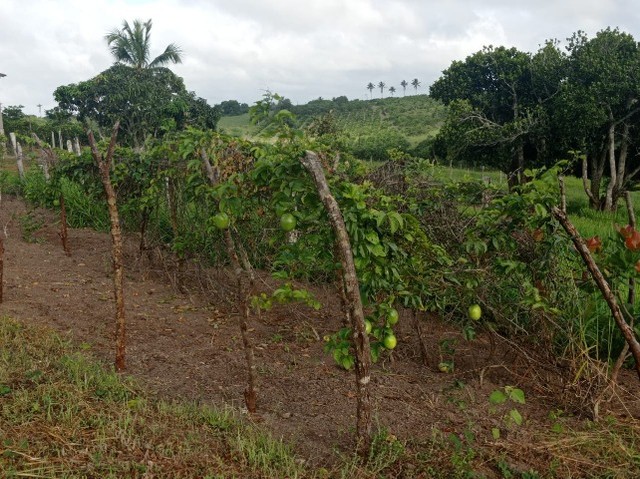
top-left (558, 29), bottom-right (640, 210)
top-left (105, 19), bottom-right (182, 70)
top-left (430, 45), bottom-right (561, 187)
top-left (378, 81), bottom-right (386, 98)
top-left (400, 80), bottom-right (408, 96)
top-left (366, 82), bottom-right (375, 99)
top-left (54, 64), bottom-right (219, 148)
top-left (389, 86), bottom-right (396, 97)
top-left (411, 78), bottom-right (420, 93)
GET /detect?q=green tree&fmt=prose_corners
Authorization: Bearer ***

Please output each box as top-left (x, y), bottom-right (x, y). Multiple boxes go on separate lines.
top-left (105, 19), bottom-right (182, 69)
top-left (54, 65), bottom-right (218, 147)
top-left (366, 82), bottom-right (374, 99)
top-left (389, 86), bottom-right (396, 97)
top-left (430, 45), bottom-right (560, 187)
top-left (378, 81), bottom-right (386, 98)
top-left (411, 78), bottom-right (420, 93)
top-left (400, 80), bottom-right (408, 96)
top-left (559, 28), bottom-right (640, 210)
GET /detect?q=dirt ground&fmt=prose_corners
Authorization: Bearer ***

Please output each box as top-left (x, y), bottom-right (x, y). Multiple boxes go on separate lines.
top-left (2, 195), bottom-right (640, 473)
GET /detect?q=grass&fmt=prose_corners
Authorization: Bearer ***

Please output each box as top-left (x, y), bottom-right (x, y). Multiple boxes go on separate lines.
top-left (3, 316), bottom-right (640, 478)
top-left (0, 316), bottom-right (305, 478)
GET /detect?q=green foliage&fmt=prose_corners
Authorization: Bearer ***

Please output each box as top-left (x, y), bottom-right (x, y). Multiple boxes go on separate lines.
top-left (54, 64), bottom-right (219, 147)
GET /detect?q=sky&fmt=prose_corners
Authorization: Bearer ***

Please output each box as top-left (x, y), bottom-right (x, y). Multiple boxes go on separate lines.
top-left (1, 0), bottom-right (639, 116)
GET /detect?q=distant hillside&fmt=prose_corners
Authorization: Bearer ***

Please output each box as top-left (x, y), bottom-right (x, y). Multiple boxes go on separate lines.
top-left (218, 94), bottom-right (447, 160)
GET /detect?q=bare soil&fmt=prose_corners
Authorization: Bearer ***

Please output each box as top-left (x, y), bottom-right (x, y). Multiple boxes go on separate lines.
top-left (2, 195), bottom-right (640, 475)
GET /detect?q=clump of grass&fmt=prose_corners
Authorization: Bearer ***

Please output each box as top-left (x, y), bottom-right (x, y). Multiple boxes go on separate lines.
top-left (0, 316), bottom-right (305, 478)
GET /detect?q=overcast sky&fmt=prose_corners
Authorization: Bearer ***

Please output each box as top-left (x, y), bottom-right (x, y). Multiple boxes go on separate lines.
top-left (1, 0), bottom-right (639, 116)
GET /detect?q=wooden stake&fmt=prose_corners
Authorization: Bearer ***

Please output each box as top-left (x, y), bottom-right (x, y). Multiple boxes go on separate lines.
top-left (59, 194), bottom-right (70, 256)
top-left (88, 122), bottom-right (126, 372)
top-left (301, 150), bottom-right (372, 455)
top-left (201, 147), bottom-right (258, 413)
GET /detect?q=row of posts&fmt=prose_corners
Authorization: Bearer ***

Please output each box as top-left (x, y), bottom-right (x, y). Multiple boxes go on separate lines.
top-left (6, 131), bottom-right (81, 180)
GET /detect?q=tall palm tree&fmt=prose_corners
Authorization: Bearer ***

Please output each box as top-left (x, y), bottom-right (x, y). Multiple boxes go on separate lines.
top-left (378, 81), bottom-right (386, 98)
top-left (389, 86), bottom-right (396, 97)
top-left (105, 19), bottom-right (183, 69)
top-left (411, 78), bottom-right (421, 94)
top-left (366, 82), bottom-right (375, 99)
top-left (400, 80), bottom-right (408, 96)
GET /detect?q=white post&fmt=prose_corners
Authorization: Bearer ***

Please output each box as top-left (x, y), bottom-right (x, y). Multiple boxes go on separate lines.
top-left (16, 142), bottom-right (24, 179)
top-left (73, 137), bottom-right (81, 156)
top-left (66, 139), bottom-right (73, 153)
top-left (9, 132), bottom-right (17, 155)
top-left (51, 131), bottom-right (55, 148)
top-left (58, 130), bottom-right (62, 150)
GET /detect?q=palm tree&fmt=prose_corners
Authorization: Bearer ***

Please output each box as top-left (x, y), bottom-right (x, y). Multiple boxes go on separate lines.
top-left (388, 86), bottom-right (396, 97)
top-left (400, 80), bottom-right (408, 96)
top-left (105, 19), bottom-right (183, 69)
top-left (378, 81), bottom-right (386, 98)
top-left (366, 82), bottom-right (375, 99)
top-left (411, 78), bottom-right (421, 94)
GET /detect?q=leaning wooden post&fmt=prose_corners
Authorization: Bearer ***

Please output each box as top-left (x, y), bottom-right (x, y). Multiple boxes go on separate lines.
top-left (552, 206), bottom-right (640, 380)
top-left (88, 121), bottom-right (126, 372)
top-left (301, 150), bottom-right (372, 455)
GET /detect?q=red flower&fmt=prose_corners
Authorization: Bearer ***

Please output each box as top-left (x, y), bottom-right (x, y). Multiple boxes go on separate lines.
top-left (619, 224), bottom-right (635, 239)
top-left (585, 236), bottom-right (602, 253)
top-left (626, 230), bottom-right (640, 251)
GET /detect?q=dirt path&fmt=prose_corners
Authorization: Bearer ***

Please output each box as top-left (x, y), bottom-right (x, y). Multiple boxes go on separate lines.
top-left (2, 195), bottom-right (640, 471)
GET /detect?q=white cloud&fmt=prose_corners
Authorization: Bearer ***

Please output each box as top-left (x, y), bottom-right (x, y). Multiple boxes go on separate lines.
top-left (0, 0), bottom-right (637, 115)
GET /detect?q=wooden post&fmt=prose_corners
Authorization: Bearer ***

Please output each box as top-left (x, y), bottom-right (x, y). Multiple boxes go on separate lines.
top-left (73, 137), bottom-right (81, 156)
top-left (552, 206), bottom-right (640, 380)
top-left (59, 194), bottom-right (71, 256)
top-left (58, 130), bottom-right (63, 150)
top-left (200, 148), bottom-right (258, 413)
top-left (301, 150), bottom-right (372, 455)
top-left (88, 122), bottom-right (126, 372)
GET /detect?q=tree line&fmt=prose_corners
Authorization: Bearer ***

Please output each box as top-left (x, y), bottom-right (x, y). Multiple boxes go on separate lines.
top-left (430, 27), bottom-right (640, 211)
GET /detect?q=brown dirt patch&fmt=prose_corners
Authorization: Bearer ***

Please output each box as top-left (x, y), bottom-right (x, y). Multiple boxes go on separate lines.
top-left (2, 195), bottom-right (640, 475)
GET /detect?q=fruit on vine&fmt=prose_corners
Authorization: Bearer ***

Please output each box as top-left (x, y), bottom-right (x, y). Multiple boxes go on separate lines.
top-left (53, 199), bottom-right (60, 207)
top-left (280, 213), bottom-right (297, 232)
top-left (365, 319), bottom-right (372, 335)
top-left (383, 334), bottom-right (397, 350)
top-left (213, 212), bottom-right (230, 230)
top-left (438, 362), bottom-right (452, 373)
top-left (387, 308), bottom-right (399, 325)
top-left (468, 304), bottom-right (482, 321)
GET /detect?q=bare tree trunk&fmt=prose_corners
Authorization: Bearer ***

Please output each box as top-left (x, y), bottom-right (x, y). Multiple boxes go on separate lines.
top-left (301, 150), bottom-right (372, 455)
top-left (66, 139), bottom-right (73, 154)
top-left (73, 137), bottom-right (81, 156)
top-left (9, 132), bottom-right (16, 155)
top-left (51, 131), bottom-right (55, 149)
top-left (88, 122), bottom-right (126, 372)
top-left (58, 130), bottom-right (63, 151)
top-left (201, 147), bottom-right (258, 413)
top-left (582, 156), bottom-right (598, 209)
top-left (604, 123), bottom-right (617, 211)
top-left (558, 175), bottom-right (567, 213)
top-left (552, 206), bottom-right (640, 380)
